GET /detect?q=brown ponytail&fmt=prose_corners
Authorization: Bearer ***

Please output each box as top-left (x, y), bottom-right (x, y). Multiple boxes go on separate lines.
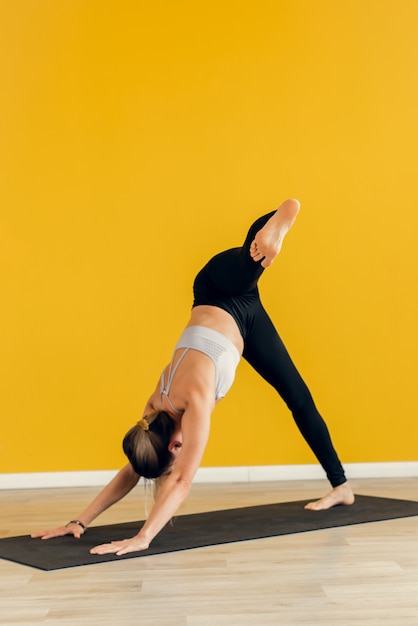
top-left (122, 411), bottom-right (177, 479)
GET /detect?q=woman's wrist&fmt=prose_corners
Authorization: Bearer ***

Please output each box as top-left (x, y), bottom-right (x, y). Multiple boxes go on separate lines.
top-left (136, 529), bottom-right (151, 546)
top-left (66, 519), bottom-right (87, 531)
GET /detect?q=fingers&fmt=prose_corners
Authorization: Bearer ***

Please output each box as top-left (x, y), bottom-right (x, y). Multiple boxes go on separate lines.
top-left (31, 531), bottom-right (46, 539)
top-left (91, 540), bottom-right (135, 555)
top-left (90, 541), bottom-right (134, 556)
top-left (67, 530), bottom-right (83, 539)
top-left (90, 537), bottom-right (149, 556)
top-left (90, 543), bottom-right (120, 555)
top-left (31, 530), bottom-right (61, 539)
top-left (31, 527), bottom-right (82, 540)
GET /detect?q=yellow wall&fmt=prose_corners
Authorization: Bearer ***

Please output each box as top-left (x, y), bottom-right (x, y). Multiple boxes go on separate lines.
top-left (1, 0), bottom-right (418, 473)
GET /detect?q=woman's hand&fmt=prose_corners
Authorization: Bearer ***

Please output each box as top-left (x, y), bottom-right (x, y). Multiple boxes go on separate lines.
top-left (90, 535), bottom-right (149, 556)
top-left (31, 522), bottom-right (85, 541)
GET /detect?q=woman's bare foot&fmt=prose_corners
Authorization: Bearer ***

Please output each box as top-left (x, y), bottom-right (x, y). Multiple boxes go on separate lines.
top-left (250, 198), bottom-right (301, 267)
top-left (304, 482), bottom-right (355, 511)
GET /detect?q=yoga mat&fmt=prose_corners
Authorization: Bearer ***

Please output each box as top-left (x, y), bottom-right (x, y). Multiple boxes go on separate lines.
top-left (1, 494), bottom-right (418, 571)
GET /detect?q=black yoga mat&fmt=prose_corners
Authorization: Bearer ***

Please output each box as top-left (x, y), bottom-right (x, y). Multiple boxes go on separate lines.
top-left (1, 494), bottom-right (418, 571)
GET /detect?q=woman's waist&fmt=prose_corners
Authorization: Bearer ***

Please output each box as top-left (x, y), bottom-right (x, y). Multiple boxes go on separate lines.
top-left (186, 309), bottom-right (244, 354)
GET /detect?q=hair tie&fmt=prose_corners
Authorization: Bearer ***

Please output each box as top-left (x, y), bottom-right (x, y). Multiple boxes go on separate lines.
top-left (137, 417), bottom-right (150, 431)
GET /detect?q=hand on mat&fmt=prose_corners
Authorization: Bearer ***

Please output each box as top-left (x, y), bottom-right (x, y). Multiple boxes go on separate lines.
top-left (31, 524), bottom-right (85, 540)
top-left (90, 535), bottom-right (149, 556)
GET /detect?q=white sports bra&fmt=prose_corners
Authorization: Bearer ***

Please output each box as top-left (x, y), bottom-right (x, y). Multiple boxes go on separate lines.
top-left (160, 326), bottom-right (241, 414)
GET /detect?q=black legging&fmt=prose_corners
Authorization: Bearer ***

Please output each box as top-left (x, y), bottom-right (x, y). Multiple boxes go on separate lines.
top-left (193, 212), bottom-right (346, 487)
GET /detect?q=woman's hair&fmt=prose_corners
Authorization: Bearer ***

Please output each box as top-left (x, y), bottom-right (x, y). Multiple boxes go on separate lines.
top-left (122, 411), bottom-right (177, 479)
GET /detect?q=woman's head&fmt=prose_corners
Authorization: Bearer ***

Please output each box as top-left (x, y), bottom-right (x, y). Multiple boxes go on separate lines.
top-left (122, 411), bottom-right (178, 479)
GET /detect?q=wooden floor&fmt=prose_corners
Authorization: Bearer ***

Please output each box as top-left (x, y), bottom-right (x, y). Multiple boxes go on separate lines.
top-left (0, 477), bottom-right (417, 626)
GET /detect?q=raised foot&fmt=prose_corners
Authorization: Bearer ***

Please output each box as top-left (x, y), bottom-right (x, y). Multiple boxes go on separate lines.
top-left (250, 198), bottom-right (301, 267)
top-left (304, 482), bottom-right (355, 511)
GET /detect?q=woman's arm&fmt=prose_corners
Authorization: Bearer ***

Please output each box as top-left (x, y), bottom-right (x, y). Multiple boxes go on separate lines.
top-left (31, 463), bottom-right (140, 540)
top-left (90, 396), bottom-right (212, 556)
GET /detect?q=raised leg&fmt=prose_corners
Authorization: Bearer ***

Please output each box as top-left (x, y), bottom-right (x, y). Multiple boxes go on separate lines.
top-left (194, 199), bottom-right (300, 298)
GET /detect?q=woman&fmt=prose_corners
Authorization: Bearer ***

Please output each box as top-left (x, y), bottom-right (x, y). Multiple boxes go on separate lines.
top-left (32, 199), bottom-right (354, 556)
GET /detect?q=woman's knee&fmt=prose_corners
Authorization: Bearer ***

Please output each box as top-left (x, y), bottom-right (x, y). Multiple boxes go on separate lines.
top-left (282, 385), bottom-right (316, 420)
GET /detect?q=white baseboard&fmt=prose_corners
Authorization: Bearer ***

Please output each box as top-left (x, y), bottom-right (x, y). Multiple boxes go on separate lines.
top-left (1, 462), bottom-right (418, 490)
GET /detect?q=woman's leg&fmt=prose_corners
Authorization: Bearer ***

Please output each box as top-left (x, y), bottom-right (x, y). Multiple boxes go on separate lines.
top-left (194, 211), bottom-right (275, 296)
top-left (243, 302), bottom-right (354, 507)
top-left (194, 199), bottom-right (300, 296)
top-left (198, 198), bottom-right (352, 507)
